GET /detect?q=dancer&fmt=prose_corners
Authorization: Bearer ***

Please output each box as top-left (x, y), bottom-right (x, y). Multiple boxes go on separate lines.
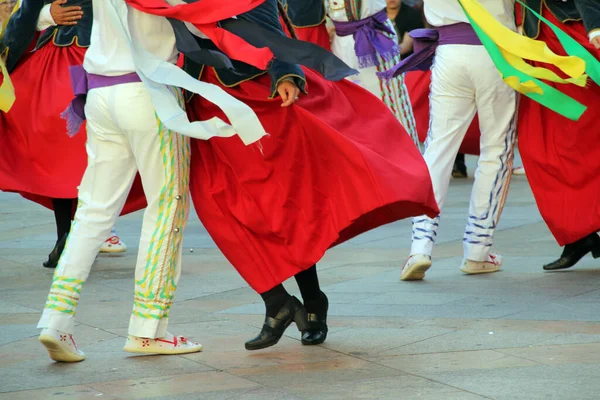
top-left (327, 0), bottom-right (420, 147)
top-left (33, 0), bottom-right (250, 361)
top-left (179, 0), bottom-right (438, 349)
top-left (386, 0), bottom-right (517, 280)
top-left (0, 0), bottom-right (136, 270)
top-left (516, 0), bottom-right (600, 271)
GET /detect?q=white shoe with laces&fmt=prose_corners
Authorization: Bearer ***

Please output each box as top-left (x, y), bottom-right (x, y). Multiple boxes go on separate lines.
top-left (401, 254), bottom-right (432, 281)
top-left (461, 253), bottom-right (503, 275)
top-left (39, 328), bottom-right (86, 363)
top-left (123, 332), bottom-right (203, 355)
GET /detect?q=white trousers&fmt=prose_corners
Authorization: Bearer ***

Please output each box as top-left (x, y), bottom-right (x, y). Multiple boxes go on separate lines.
top-left (38, 82), bottom-right (191, 338)
top-left (411, 45), bottom-right (516, 261)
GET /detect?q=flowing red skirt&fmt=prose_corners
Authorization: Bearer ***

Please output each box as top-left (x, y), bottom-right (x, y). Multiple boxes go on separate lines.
top-left (295, 25), bottom-right (331, 51)
top-left (518, 7), bottom-right (600, 245)
top-left (188, 68), bottom-right (439, 293)
top-left (0, 43), bottom-right (145, 214)
top-left (404, 70), bottom-right (481, 155)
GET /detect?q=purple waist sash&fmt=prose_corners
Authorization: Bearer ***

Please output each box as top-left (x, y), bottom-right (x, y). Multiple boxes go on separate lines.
top-left (61, 65), bottom-right (142, 137)
top-left (332, 9), bottom-right (400, 68)
top-left (377, 22), bottom-right (481, 80)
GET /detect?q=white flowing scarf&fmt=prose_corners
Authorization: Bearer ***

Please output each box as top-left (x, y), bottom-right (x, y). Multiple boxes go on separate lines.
top-left (105, 0), bottom-right (267, 145)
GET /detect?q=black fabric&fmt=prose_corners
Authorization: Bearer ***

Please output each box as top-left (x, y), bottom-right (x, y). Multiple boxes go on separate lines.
top-left (285, 0), bottom-right (326, 28)
top-left (52, 198), bottom-right (75, 240)
top-left (522, 0), bottom-right (600, 39)
top-left (260, 284), bottom-right (290, 318)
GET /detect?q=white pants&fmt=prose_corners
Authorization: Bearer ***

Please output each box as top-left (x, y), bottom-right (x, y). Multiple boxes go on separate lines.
top-left (411, 45), bottom-right (516, 261)
top-left (38, 82), bottom-right (191, 338)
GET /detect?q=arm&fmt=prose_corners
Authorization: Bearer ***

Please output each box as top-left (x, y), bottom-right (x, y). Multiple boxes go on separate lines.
top-left (36, 4), bottom-right (55, 31)
top-left (399, 32), bottom-right (414, 55)
top-left (574, 0), bottom-right (600, 44)
top-left (237, 0), bottom-right (307, 99)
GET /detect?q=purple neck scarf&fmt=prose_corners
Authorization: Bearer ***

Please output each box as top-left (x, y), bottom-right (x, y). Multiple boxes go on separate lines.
top-left (333, 9), bottom-right (399, 68)
top-left (377, 23), bottom-right (481, 80)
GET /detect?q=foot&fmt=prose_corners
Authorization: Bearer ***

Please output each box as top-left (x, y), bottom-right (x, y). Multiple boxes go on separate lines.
top-left (452, 162), bottom-right (468, 178)
top-left (39, 328), bottom-right (86, 363)
top-left (100, 236), bottom-right (127, 254)
top-left (301, 292), bottom-right (329, 346)
top-left (461, 253), bottom-right (503, 274)
top-left (512, 166), bottom-right (526, 175)
top-left (43, 234), bottom-right (68, 269)
top-left (123, 332), bottom-right (202, 355)
top-left (543, 233), bottom-right (600, 271)
top-left (401, 254), bottom-right (432, 281)
top-left (245, 296), bottom-right (308, 351)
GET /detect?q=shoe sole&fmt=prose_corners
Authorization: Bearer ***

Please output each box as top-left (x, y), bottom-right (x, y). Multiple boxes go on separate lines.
top-left (460, 266), bottom-right (501, 275)
top-left (39, 335), bottom-right (85, 363)
top-left (401, 260), bottom-right (432, 281)
top-left (123, 344), bottom-right (203, 355)
top-left (99, 248), bottom-right (127, 254)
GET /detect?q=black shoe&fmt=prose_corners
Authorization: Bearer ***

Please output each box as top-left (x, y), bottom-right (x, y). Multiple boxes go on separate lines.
top-left (43, 234), bottom-right (68, 269)
top-left (245, 296), bottom-right (308, 351)
top-left (301, 293), bottom-right (329, 346)
top-left (452, 161), bottom-right (468, 178)
top-left (543, 233), bottom-right (600, 271)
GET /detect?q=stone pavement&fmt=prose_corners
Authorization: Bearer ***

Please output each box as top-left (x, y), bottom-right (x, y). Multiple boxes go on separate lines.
top-left (2, 155), bottom-right (600, 400)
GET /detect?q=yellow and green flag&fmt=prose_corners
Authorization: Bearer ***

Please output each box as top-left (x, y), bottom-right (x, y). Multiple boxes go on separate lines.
top-left (0, 0), bottom-right (19, 112)
top-left (458, 0), bottom-right (600, 121)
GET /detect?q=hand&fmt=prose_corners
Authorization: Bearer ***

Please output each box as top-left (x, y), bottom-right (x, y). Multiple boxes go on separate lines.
top-left (50, 0), bottom-right (83, 26)
top-left (327, 25), bottom-right (336, 43)
top-left (592, 36), bottom-right (600, 50)
top-left (277, 80), bottom-right (300, 107)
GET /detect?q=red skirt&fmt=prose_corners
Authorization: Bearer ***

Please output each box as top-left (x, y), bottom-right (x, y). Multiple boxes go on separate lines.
top-left (404, 70), bottom-right (481, 155)
top-left (188, 68), bottom-right (439, 293)
top-left (295, 25), bottom-right (331, 51)
top-left (0, 43), bottom-right (145, 214)
top-left (518, 7), bottom-right (600, 245)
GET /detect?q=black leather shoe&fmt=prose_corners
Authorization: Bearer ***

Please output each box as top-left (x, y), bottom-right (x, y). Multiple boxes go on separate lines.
top-left (245, 296), bottom-right (308, 351)
top-left (43, 234), bottom-right (68, 269)
top-left (301, 294), bottom-right (329, 346)
top-left (543, 233), bottom-right (600, 271)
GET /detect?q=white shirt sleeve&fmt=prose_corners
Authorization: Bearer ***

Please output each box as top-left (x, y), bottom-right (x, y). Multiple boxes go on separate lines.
top-left (37, 4), bottom-right (56, 32)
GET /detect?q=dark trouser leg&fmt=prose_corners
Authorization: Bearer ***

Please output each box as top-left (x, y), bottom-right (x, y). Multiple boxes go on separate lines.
top-left (52, 198), bottom-right (76, 239)
top-left (260, 284), bottom-right (290, 318)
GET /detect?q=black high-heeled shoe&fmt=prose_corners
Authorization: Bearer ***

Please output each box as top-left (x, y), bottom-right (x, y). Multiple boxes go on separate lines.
top-left (543, 233), bottom-right (600, 271)
top-left (43, 234), bottom-right (68, 269)
top-left (301, 293), bottom-right (329, 346)
top-left (245, 296), bottom-right (309, 351)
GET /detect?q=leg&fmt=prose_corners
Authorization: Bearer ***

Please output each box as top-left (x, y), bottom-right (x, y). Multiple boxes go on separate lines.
top-left (544, 232), bottom-right (600, 271)
top-left (403, 45), bottom-right (477, 280)
top-left (107, 85), bottom-right (198, 353)
top-left (245, 282), bottom-right (309, 351)
top-left (463, 47), bottom-right (517, 264)
top-left (295, 265), bottom-right (328, 345)
top-left (452, 153), bottom-right (468, 178)
top-left (42, 198), bottom-right (77, 269)
top-left (38, 88), bottom-right (138, 361)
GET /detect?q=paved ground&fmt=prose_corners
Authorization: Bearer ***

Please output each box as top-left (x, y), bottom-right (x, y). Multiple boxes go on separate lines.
top-left (2, 155), bottom-right (600, 400)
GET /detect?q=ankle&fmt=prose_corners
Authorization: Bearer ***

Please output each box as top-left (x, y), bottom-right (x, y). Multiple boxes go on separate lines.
top-left (304, 291), bottom-right (328, 314)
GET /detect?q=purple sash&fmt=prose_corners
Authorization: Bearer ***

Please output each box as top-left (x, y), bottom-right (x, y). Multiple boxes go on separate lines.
top-left (377, 23), bottom-right (481, 80)
top-left (61, 65), bottom-right (142, 137)
top-left (332, 9), bottom-right (400, 68)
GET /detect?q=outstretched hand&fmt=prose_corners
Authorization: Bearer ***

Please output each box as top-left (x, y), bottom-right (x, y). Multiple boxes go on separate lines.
top-left (50, 0), bottom-right (83, 26)
top-left (591, 36), bottom-right (600, 50)
top-left (277, 80), bottom-right (300, 107)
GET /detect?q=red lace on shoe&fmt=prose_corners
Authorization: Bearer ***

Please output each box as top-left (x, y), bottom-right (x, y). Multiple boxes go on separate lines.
top-left (105, 236), bottom-right (120, 245)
